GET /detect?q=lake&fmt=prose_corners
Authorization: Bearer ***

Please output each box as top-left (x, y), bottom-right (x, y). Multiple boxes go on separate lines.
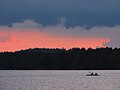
top-left (0, 70), bottom-right (120, 90)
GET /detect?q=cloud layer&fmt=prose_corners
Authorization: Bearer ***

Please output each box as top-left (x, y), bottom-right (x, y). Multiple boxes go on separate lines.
top-left (0, 19), bottom-right (120, 51)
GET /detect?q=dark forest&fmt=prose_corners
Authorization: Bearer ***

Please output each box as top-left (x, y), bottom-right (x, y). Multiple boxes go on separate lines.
top-left (0, 47), bottom-right (120, 70)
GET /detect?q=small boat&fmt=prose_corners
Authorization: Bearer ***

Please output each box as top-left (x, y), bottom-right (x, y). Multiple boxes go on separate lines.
top-left (86, 72), bottom-right (99, 76)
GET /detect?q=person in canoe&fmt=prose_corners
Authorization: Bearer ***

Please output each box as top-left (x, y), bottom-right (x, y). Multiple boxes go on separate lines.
top-left (87, 71), bottom-right (99, 76)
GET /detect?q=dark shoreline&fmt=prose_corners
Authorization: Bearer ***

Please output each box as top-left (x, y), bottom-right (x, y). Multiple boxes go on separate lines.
top-left (0, 47), bottom-right (120, 70)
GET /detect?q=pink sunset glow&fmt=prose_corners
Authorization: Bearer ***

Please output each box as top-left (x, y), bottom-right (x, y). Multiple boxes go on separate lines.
top-left (0, 28), bottom-right (110, 52)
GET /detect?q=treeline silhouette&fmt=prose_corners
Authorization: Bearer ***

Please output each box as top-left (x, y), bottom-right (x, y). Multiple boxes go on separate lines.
top-left (0, 47), bottom-right (120, 70)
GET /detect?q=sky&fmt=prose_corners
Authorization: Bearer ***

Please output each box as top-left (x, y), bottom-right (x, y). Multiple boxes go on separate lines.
top-left (0, 0), bottom-right (120, 52)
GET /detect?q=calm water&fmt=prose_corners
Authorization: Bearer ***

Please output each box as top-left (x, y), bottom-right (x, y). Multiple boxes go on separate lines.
top-left (0, 70), bottom-right (120, 90)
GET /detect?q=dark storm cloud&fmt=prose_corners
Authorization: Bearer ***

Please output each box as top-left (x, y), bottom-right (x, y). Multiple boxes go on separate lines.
top-left (0, 0), bottom-right (120, 27)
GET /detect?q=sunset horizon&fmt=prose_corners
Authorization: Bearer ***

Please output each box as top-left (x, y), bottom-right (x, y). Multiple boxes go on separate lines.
top-left (0, 20), bottom-right (110, 52)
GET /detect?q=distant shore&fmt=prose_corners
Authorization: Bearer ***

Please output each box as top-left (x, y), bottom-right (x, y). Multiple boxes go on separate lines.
top-left (0, 47), bottom-right (120, 70)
